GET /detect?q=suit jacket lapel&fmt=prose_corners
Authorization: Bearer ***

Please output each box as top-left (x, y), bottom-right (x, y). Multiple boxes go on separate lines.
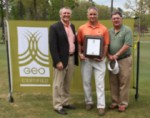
top-left (70, 24), bottom-right (75, 34)
top-left (58, 21), bottom-right (68, 41)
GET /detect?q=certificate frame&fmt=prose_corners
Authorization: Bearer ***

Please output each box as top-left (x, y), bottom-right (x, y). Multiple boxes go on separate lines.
top-left (83, 35), bottom-right (103, 58)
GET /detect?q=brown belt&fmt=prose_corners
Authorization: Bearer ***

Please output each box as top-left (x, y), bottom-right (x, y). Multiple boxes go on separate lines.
top-left (69, 53), bottom-right (74, 56)
top-left (117, 54), bottom-right (131, 60)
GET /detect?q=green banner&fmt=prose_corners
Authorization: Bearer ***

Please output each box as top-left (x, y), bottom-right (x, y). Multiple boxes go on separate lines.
top-left (6, 19), bottom-right (135, 93)
top-left (6, 20), bottom-right (55, 93)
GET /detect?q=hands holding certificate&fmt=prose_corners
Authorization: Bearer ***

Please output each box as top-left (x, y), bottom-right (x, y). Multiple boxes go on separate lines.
top-left (79, 52), bottom-right (104, 62)
top-left (78, 35), bottom-right (104, 61)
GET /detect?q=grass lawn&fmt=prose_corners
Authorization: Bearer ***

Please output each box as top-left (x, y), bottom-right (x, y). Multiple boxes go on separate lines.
top-left (0, 37), bottom-right (150, 118)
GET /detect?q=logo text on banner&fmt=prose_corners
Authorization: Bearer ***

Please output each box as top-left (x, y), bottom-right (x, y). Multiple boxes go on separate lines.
top-left (17, 27), bottom-right (50, 87)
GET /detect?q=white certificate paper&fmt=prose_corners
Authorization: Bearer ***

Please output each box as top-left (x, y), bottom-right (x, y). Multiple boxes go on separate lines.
top-left (86, 39), bottom-right (101, 56)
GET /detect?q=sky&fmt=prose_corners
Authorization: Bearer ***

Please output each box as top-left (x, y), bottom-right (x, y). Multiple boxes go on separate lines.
top-left (93, 0), bottom-right (128, 10)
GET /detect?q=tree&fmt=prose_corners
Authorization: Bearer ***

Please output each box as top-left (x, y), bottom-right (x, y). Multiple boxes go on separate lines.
top-left (125, 0), bottom-right (150, 28)
top-left (0, 0), bottom-right (4, 25)
top-left (72, 1), bottom-right (110, 20)
top-left (49, 0), bottom-right (63, 20)
top-left (72, 1), bottom-right (92, 20)
top-left (9, 0), bottom-right (25, 19)
top-left (9, 0), bottom-right (50, 20)
top-left (96, 5), bottom-right (111, 19)
top-left (49, 0), bottom-right (76, 20)
top-left (7, 0), bottom-right (112, 20)
top-left (64, 0), bottom-right (75, 9)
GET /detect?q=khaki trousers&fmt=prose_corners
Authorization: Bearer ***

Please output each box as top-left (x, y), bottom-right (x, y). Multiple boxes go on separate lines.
top-left (109, 55), bottom-right (132, 106)
top-left (52, 56), bottom-right (74, 110)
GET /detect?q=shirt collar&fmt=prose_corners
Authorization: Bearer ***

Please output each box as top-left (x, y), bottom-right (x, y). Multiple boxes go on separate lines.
top-left (113, 24), bottom-right (123, 33)
top-left (87, 21), bottom-right (101, 28)
top-left (61, 20), bottom-right (71, 27)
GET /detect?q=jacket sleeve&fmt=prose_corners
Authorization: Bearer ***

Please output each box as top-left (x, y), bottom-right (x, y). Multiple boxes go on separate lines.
top-left (71, 24), bottom-right (79, 66)
top-left (49, 25), bottom-right (60, 67)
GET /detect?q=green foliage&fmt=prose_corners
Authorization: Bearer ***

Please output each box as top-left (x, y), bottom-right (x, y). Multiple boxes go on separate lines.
top-left (64, 0), bottom-right (75, 9)
top-left (8, 0), bottom-right (111, 20)
top-left (49, 0), bottom-right (63, 20)
top-left (125, 0), bottom-right (150, 30)
top-left (72, 1), bottom-right (92, 20)
top-left (4, 0), bottom-right (150, 28)
top-left (0, 2), bottom-right (3, 19)
top-left (9, 0), bottom-right (25, 19)
top-left (143, 14), bottom-right (150, 27)
top-left (72, 1), bottom-right (111, 20)
top-left (49, 0), bottom-right (76, 20)
top-left (9, 0), bottom-right (50, 20)
top-left (34, 0), bottom-right (50, 20)
top-left (96, 5), bottom-right (111, 19)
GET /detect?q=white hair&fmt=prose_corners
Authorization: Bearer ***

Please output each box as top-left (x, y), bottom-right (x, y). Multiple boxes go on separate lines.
top-left (59, 7), bottom-right (72, 15)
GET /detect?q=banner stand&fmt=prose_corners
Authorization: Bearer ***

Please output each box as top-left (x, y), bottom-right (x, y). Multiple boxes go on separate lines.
top-left (6, 36), bottom-right (14, 103)
top-left (5, 20), bottom-right (14, 102)
top-left (5, 20), bottom-right (52, 97)
top-left (135, 41), bottom-right (140, 101)
top-left (5, 20), bottom-right (135, 102)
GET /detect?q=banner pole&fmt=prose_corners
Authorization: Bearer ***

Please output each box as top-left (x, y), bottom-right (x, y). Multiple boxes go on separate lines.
top-left (135, 17), bottom-right (140, 101)
top-left (6, 39), bottom-right (14, 103)
top-left (5, 20), bottom-right (14, 103)
top-left (135, 41), bottom-right (140, 100)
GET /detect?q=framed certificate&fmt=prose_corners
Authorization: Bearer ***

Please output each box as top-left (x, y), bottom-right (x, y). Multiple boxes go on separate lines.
top-left (83, 35), bottom-right (103, 58)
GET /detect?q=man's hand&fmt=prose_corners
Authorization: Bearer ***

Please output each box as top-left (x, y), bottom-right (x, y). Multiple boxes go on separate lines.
top-left (79, 53), bottom-right (86, 60)
top-left (56, 62), bottom-right (63, 70)
top-left (108, 54), bottom-right (118, 61)
top-left (94, 58), bottom-right (104, 62)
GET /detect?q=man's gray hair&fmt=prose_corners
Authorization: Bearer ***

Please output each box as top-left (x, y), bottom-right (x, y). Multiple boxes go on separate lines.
top-left (87, 6), bottom-right (98, 13)
top-left (59, 7), bottom-right (72, 15)
top-left (111, 11), bottom-right (122, 17)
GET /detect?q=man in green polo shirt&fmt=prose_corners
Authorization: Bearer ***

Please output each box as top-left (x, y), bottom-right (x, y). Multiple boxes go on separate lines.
top-left (108, 11), bottom-right (132, 112)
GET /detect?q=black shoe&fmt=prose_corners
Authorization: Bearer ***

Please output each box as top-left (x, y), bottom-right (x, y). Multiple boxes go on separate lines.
top-left (63, 105), bottom-right (76, 109)
top-left (54, 108), bottom-right (67, 115)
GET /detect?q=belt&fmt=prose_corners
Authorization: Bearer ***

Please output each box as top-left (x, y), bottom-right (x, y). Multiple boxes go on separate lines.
top-left (69, 53), bottom-right (74, 56)
top-left (117, 54), bottom-right (131, 60)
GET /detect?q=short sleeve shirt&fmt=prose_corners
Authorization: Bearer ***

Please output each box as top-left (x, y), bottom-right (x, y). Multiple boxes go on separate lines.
top-left (109, 25), bottom-right (132, 58)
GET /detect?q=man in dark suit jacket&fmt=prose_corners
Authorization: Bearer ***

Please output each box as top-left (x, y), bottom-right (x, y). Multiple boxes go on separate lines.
top-left (49, 7), bottom-right (78, 115)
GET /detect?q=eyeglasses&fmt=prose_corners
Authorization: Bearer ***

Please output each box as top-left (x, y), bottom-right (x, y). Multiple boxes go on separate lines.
top-left (112, 17), bottom-right (121, 21)
top-left (89, 13), bottom-right (97, 16)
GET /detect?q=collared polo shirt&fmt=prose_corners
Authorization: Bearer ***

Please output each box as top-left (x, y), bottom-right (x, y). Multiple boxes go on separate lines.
top-left (77, 22), bottom-right (109, 52)
top-left (109, 25), bottom-right (132, 58)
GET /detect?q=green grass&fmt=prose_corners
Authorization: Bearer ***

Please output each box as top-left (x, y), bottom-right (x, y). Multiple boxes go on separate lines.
top-left (0, 37), bottom-right (150, 118)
